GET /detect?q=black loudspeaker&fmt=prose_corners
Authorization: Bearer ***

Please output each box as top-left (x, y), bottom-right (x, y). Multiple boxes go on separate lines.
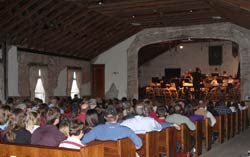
top-left (209, 45), bottom-right (223, 65)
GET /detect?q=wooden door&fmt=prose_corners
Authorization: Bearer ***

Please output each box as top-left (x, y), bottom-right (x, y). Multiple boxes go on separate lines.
top-left (91, 64), bottom-right (105, 98)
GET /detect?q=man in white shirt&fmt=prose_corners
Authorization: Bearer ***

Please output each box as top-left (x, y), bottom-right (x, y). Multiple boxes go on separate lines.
top-left (121, 103), bottom-right (162, 134)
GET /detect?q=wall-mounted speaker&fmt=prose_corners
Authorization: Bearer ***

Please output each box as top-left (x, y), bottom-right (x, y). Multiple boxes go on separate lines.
top-left (209, 45), bottom-right (223, 65)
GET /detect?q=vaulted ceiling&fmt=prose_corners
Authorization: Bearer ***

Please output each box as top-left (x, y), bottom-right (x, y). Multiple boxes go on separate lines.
top-left (0, 0), bottom-right (249, 60)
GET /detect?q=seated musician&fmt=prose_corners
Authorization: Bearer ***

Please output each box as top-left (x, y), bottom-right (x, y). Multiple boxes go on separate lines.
top-left (210, 76), bottom-right (219, 87)
top-left (81, 105), bottom-right (142, 149)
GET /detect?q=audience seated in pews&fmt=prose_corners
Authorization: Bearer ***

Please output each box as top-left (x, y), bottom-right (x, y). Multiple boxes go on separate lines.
top-left (81, 105), bottom-right (142, 149)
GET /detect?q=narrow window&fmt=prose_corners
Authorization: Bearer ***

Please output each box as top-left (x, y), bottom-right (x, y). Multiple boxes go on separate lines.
top-left (35, 69), bottom-right (45, 102)
top-left (71, 72), bottom-right (80, 98)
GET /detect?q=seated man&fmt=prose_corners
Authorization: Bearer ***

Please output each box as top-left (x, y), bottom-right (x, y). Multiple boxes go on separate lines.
top-left (59, 120), bottom-right (86, 149)
top-left (81, 105), bottom-right (142, 149)
top-left (31, 107), bottom-right (66, 146)
top-left (120, 103), bottom-right (162, 134)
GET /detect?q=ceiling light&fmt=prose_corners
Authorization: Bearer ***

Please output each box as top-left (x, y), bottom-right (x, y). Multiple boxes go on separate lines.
top-left (98, 0), bottom-right (103, 5)
top-left (179, 45), bottom-right (184, 49)
top-left (131, 22), bottom-right (141, 26)
top-left (132, 15), bottom-right (135, 18)
top-left (189, 10), bottom-right (193, 13)
top-left (212, 16), bottom-right (222, 20)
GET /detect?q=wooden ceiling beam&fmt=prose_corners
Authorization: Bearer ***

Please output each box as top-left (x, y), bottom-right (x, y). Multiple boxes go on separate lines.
top-left (92, 1), bottom-right (207, 14)
top-left (203, 0), bottom-right (250, 29)
top-left (0, 0), bottom-right (41, 32)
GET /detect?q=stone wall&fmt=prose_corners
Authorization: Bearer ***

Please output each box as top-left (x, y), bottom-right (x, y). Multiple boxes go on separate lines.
top-left (17, 49), bottom-right (91, 101)
top-left (127, 23), bottom-right (250, 100)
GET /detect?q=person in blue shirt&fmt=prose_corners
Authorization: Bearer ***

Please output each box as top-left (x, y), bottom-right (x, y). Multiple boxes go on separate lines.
top-left (81, 105), bottom-right (142, 149)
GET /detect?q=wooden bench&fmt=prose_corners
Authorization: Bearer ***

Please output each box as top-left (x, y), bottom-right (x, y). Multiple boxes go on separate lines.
top-left (158, 127), bottom-right (177, 157)
top-left (202, 118), bottom-right (212, 151)
top-left (224, 114), bottom-right (230, 140)
top-left (230, 112), bottom-right (236, 137)
top-left (235, 111), bottom-right (240, 134)
top-left (89, 138), bottom-right (136, 157)
top-left (190, 120), bottom-right (202, 156)
top-left (176, 124), bottom-right (191, 153)
top-left (137, 127), bottom-right (177, 157)
top-left (0, 142), bottom-right (104, 157)
top-left (0, 138), bottom-right (136, 157)
top-left (137, 131), bottom-right (159, 157)
top-left (213, 115), bottom-right (224, 144)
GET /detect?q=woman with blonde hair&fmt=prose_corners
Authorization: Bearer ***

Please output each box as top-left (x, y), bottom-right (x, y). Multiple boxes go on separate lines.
top-left (26, 111), bottom-right (40, 134)
top-left (0, 105), bottom-right (11, 130)
top-left (3, 108), bottom-right (31, 144)
top-left (59, 122), bottom-right (70, 138)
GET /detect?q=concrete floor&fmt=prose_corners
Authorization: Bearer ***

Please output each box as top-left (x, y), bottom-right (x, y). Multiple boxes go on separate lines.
top-left (200, 128), bottom-right (250, 157)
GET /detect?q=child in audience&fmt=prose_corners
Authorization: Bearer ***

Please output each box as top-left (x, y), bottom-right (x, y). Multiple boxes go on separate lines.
top-left (59, 120), bottom-right (86, 149)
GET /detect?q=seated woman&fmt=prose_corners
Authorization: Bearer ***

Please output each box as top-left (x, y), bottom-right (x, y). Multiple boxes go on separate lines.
top-left (26, 111), bottom-right (40, 134)
top-left (59, 120), bottom-right (86, 149)
top-left (3, 108), bottom-right (31, 144)
top-left (85, 109), bottom-right (99, 133)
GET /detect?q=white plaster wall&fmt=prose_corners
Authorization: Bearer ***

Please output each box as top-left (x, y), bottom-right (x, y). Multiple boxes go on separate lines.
top-left (8, 46), bottom-right (19, 96)
top-left (93, 35), bottom-right (136, 99)
top-left (139, 41), bottom-right (239, 87)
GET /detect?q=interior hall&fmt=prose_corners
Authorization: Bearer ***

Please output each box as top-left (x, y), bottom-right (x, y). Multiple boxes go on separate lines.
top-left (0, 1), bottom-right (250, 157)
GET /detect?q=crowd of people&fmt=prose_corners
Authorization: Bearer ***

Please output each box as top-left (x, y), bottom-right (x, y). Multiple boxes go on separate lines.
top-left (0, 95), bottom-right (248, 154)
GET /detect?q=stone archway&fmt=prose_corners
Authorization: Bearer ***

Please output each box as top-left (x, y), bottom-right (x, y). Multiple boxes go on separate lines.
top-left (127, 22), bottom-right (250, 100)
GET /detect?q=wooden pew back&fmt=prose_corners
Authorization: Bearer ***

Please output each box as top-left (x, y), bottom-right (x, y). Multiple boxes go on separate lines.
top-left (202, 118), bottom-right (212, 151)
top-left (176, 124), bottom-right (191, 153)
top-left (0, 142), bottom-right (103, 157)
top-left (159, 127), bottom-right (177, 157)
top-left (224, 114), bottom-right (230, 140)
top-left (89, 138), bottom-right (136, 157)
top-left (191, 120), bottom-right (202, 156)
top-left (213, 115), bottom-right (224, 144)
top-left (137, 131), bottom-right (159, 157)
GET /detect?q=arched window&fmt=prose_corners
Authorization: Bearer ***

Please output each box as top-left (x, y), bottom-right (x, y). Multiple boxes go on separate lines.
top-left (71, 71), bottom-right (80, 98)
top-left (35, 69), bottom-right (45, 102)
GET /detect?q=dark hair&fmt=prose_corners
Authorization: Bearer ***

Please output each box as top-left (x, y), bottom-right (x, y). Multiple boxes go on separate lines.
top-left (69, 120), bottom-right (85, 136)
top-left (157, 106), bottom-right (166, 117)
top-left (183, 104), bottom-right (194, 117)
top-left (86, 109), bottom-right (99, 128)
top-left (45, 107), bottom-right (60, 125)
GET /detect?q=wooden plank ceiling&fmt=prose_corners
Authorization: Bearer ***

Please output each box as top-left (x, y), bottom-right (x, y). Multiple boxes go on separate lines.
top-left (0, 0), bottom-right (249, 61)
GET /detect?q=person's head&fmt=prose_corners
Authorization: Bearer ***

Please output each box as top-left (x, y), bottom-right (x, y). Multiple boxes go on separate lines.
top-left (69, 120), bottom-right (86, 139)
top-left (15, 103), bottom-right (27, 112)
top-left (173, 104), bottom-right (183, 114)
top-left (0, 105), bottom-right (11, 125)
top-left (135, 103), bottom-right (146, 116)
top-left (50, 97), bottom-right (60, 106)
top-left (86, 109), bottom-right (99, 128)
top-left (183, 104), bottom-right (194, 117)
top-left (26, 111), bottom-right (40, 131)
top-left (104, 105), bottom-right (118, 122)
top-left (5, 108), bottom-right (26, 142)
top-left (45, 107), bottom-right (61, 125)
top-left (157, 106), bottom-right (167, 118)
top-left (59, 122), bottom-right (70, 137)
